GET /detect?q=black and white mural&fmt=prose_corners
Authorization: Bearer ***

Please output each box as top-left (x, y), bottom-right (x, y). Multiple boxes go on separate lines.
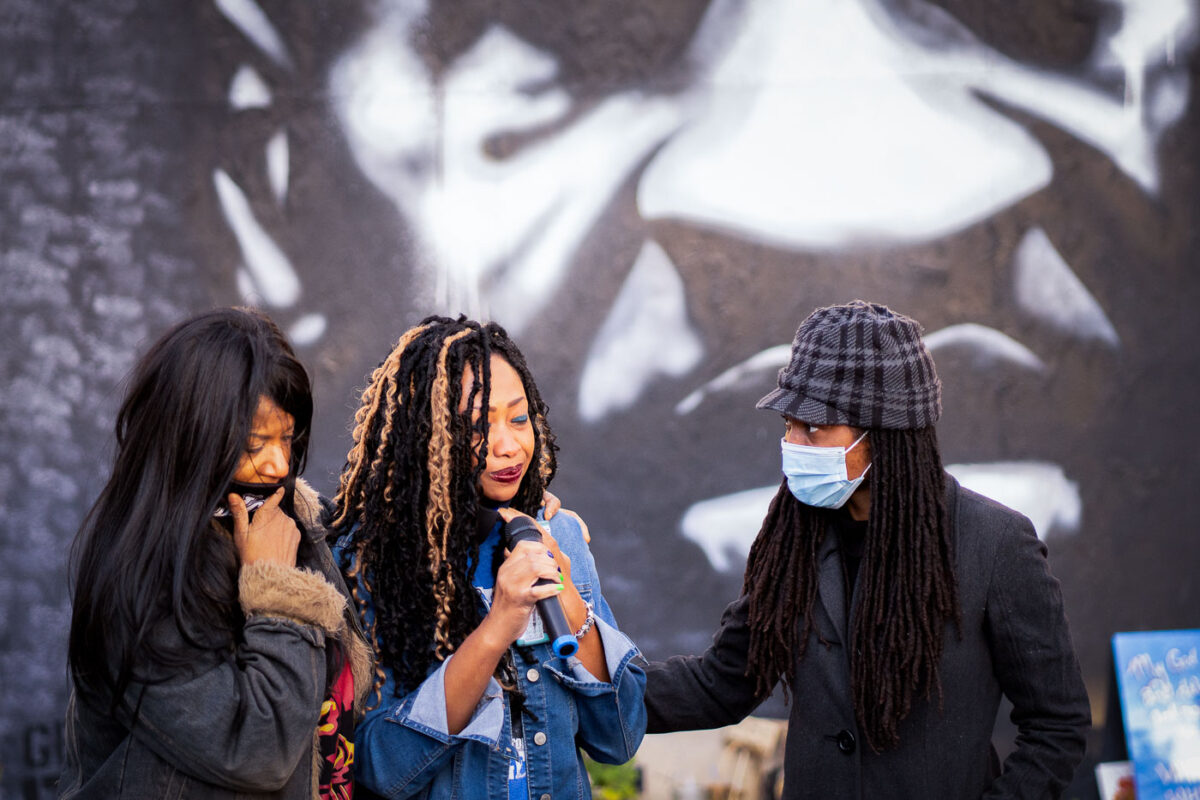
top-left (3, 0), bottom-right (1199, 794)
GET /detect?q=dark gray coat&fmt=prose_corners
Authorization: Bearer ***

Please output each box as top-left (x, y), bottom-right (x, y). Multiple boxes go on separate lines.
top-left (59, 481), bottom-right (373, 799)
top-left (645, 476), bottom-right (1090, 799)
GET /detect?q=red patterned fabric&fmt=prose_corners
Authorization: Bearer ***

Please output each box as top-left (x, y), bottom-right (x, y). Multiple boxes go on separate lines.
top-left (317, 661), bottom-right (356, 799)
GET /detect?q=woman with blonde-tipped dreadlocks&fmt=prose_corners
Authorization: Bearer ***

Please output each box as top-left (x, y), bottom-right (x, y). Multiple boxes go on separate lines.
top-left (331, 316), bottom-right (646, 800)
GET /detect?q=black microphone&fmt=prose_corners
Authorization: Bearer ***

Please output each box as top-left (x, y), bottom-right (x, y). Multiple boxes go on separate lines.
top-left (490, 512), bottom-right (579, 658)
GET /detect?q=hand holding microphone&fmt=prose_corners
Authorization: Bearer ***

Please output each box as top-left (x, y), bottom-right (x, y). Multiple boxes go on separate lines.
top-left (489, 509), bottom-right (579, 658)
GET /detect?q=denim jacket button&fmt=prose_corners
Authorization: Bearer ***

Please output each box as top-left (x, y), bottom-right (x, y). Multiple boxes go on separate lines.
top-left (540, 794), bottom-right (551, 800)
top-left (526, 668), bottom-right (540, 682)
top-left (533, 731), bottom-right (547, 746)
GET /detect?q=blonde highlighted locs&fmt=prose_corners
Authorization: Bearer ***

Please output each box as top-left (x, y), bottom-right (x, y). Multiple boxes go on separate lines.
top-left (333, 316), bottom-right (558, 697)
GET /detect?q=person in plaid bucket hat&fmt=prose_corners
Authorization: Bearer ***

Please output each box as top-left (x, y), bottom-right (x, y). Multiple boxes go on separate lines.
top-left (755, 300), bottom-right (941, 430)
top-left (644, 301), bottom-right (1090, 799)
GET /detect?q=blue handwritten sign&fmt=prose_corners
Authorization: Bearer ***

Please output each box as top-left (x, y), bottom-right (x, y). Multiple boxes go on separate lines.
top-left (1112, 631), bottom-right (1200, 800)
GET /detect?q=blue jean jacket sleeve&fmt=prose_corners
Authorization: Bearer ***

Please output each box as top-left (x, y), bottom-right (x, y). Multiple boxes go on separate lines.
top-left (542, 512), bottom-right (647, 764)
top-left (354, 658), bottom-right (505, 799)
top-left (545, 615), bottom-right (647, 763)
top-left (405, 656), bottom-right (505, 742)
top-left (337, 534), bottom-right (508, 800)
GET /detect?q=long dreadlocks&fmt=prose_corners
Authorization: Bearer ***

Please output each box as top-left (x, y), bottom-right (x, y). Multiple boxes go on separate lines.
top-left (332, 316), bottom-right (558, 697)
top-left (742, 426), bottom-right (960, 752)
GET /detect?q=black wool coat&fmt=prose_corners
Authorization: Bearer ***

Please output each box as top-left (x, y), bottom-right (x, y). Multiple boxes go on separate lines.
top-left (645, 475), bottom-right (1090, 800)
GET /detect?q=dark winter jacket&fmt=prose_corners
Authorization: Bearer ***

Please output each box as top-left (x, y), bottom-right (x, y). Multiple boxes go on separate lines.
top-left (59, 480), bottom-right (374, 799)
top-left (645, 475), bottom-right (1090, 800)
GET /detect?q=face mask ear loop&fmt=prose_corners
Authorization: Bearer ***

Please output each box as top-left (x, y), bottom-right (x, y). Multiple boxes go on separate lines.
top-left (846, 429), bottom-right (869, 454)
top-left (846, 430), bottom-right (871, 483)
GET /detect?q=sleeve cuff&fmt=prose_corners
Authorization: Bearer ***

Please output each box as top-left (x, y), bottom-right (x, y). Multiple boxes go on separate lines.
top-left (401, 655), bottom-right (505, 745)
top-left (549, 616), bottom-right (641, 694)
top-left (239, 560), bottom-right (346, 635)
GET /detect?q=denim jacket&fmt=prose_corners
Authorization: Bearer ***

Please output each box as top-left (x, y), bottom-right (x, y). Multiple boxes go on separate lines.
top-left (337, 509), bottom-right (646, 800)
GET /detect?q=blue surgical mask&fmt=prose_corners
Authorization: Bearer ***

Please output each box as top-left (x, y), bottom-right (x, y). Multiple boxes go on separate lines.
top-left (780, 431), bottom-right (871, 509)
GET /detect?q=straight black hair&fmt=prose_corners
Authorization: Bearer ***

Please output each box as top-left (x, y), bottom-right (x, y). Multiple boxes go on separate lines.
top-left (67, 307), bottom-right (313, 710)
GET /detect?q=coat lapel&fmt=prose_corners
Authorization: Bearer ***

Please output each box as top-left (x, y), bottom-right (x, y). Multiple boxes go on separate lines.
top-left (815, 522), bottom-right (847, 644)
top-left (810, 475), bottom-right (961, 656)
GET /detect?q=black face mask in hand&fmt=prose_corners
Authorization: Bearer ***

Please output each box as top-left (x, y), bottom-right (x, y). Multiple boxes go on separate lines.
top-left (213, 479), bottom-right (286, 519)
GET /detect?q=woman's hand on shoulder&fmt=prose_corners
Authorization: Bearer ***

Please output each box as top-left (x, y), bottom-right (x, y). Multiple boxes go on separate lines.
top-left (540, 490), bottom-right (589, 542)
top-left (230, 488), bottom-right (300, 567)
top-left (542, 490), bottom-right (562, 520)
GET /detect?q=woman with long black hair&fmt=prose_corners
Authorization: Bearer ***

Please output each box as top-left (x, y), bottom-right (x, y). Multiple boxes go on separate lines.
top-left (60, 307), bottom-right (372, 799)
top-left (332, 316), bottom-right (645, 800)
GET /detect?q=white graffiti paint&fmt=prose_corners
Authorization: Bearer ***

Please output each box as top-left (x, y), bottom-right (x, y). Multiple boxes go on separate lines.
top-left (229, 64), bottom-right (271, 110)
top-left (681, 460), bottom-right (1080, 571)
top-left (1014, 227), bottom-right (1120, 347)
top-left (213, 169), bottom-right (300, 307)
top-left (679, 485), bottom-right (779, 572)
top-left (924, 323), bottom-right (1047, 372)
top-left (331, 16), bottom-right (683, 333)
top-left (675, 344), bottom-right (792, 415)
top-left (639, 0), bottom-right (1195, 247)
top-left (677, 322), bottom-right (1048, 414)
top-left (266, 129), bottom-right (288, 207)
top-left (641, 0), bottom-right (1050, 248)
top-left (578, 242), bottom-right (703, 423)
top-left (213, 0), bottom-right (293, 71)
top-left (288, 313), bottom-right (327, 347)
top-left (1099, 0), bottom-right (1196, 104)
top-left (322, 0), bottom-right (1197, 419)
top-left (945, 461), bottom-right (1082, 538)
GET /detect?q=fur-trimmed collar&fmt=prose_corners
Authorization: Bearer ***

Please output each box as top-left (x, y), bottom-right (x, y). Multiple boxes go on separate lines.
top-left (292, 478), bottom-right (328, 540)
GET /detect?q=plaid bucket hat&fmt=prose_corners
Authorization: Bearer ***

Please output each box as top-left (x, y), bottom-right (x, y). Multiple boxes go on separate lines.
top-left (756, 300), bottom-right (941, 430)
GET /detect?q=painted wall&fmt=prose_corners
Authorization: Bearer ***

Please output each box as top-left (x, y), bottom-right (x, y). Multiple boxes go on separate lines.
top-left (3, 0), bottom-right (1199, 794)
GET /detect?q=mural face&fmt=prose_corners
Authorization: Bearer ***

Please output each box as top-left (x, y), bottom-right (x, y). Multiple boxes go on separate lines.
top-left (2, 0), bottom-right (1199, 792)
top-left (312, 0), bottom-right (1198, 648)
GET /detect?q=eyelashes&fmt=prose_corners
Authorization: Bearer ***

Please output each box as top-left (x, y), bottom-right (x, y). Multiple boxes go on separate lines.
top-left (781, 416), bottom-right (820, 435)
top-left (469, 414), bottom-right (529, 438)
top-left (244, 434), bottom-right (294, 457)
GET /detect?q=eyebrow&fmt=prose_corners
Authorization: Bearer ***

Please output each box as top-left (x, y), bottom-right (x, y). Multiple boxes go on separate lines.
top-left (487, 397), bottom-right (526, 412)
top-left (248, 428), bottom-right (295, 439)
